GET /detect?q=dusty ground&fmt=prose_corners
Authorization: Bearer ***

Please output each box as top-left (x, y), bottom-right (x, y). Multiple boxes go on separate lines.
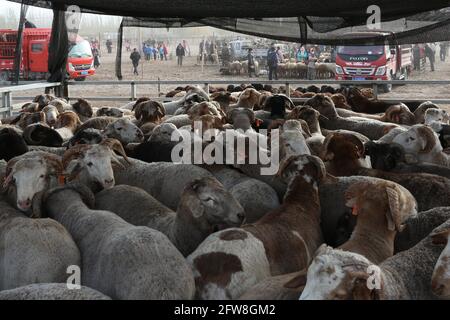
top-left (7, 48), bottom-right (450, 111)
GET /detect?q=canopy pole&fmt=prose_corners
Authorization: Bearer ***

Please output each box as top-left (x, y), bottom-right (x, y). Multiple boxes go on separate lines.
top-left (115, 19), bottom-right (124, 80)
top-left (12, 1), bottom-right (28, 85)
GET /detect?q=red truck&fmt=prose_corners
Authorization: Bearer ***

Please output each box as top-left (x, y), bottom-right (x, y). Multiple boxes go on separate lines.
top-left (0, 28), bottom-right (95, 83)
top-left (335, 32), bottom-right (413, 92)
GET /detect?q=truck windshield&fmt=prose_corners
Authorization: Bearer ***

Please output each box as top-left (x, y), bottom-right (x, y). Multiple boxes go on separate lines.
top-left (68, 40), bottom-right (92, 58)
top-left (337, 45), bottom-right (384, 62)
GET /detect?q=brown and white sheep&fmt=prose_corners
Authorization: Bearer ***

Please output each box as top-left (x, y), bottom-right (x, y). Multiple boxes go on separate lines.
top-left (187, 154), bottom-right (326, 300)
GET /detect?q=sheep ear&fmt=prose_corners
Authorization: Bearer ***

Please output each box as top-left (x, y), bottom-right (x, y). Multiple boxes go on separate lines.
top-left (417, 126), bottom-right (436, 153)
top-left (351, 275), bottom-right (379, 300)
top-left (385, 186), bottom-right (402, 232)
top-left (430, 229), bottom-right (450, 245)
top-left (66, 160), bottom-right (83, 181)
top-left (283, 271), bottom-right (307, 289)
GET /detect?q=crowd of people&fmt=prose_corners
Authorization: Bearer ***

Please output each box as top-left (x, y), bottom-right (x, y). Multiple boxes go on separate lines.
top-left (413, 42), bottom-right (448, 72)
top-left (126, 40), bottom-right (190, 74)
top-left (264, 43), bottom-right (323, 80)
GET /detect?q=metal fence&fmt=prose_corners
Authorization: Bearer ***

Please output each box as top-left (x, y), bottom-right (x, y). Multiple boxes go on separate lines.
top-left (0, 82), bottom-right (62, 117)
top-left (1, 79), bottom-right (450, 118)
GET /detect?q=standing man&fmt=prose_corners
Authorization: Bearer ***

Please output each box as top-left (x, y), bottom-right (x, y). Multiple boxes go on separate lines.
top-left (221, 43), bottom-right (230, 66)
top-left (307, 47), bottom-right (317, 80)
top-left (425, 44), bottom-right (435, 72)
top-left (440, 42), bottom-right (447, 62)
top-left (24, 18), bottom-right (37, 28)
top-left (176, 43), bottom-right (185, 67)
top-left (163, 43), bottom-right (168, 61)
top-left (413, 44), bottom-right (421, 71)
top-left (247, 48), bottom-right (257, 78)
top-left (182, 40), bottom-right (190, 56)
top-left (267, 43), bottom-right (278, 80)
top-left (106, 39), bottom-right (113, 54)
top-left (130, 48), bottom-right (141, 76)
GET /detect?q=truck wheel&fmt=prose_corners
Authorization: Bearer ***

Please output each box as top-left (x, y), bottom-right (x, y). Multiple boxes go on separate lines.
top-left (0, 71), bottom-right (10, 84)
top-left (74, 77), bottom-right (86, 82)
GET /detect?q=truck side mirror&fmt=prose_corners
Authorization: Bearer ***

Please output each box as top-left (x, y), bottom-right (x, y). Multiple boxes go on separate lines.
top-left (390, 49), bottom-right (396, 55)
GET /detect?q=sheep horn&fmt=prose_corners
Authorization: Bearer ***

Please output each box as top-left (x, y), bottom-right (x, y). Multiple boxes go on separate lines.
top-left (43, 154), bottom-right (64, 176)
top-left (62, 145), bottom-right (90, 168)
top-left (23, 124), bottom-right (43, 145)
top-left (385, 186), bottom-right (403, 232)
top-left (101, 138), bottom-right (130, 164)
top-left (321, 133), bottom-right (337, 161)
top-left (345, 133), bottom-right (365, 158)
top-left (417, 126), bottom-right (437, 153)
top-left (3, 156), bottom-right (21, 188)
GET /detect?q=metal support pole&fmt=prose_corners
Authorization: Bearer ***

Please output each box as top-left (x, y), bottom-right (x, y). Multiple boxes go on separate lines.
top-left (131, 81), bottom-right (137, 101)
top-left (204, 83), bottom-right (210, 94)
top-left (372, 83), bottom-right (379, 100)
top-left (286, 83), bottom-right (291, 98)
top-left (158, 77), bottom-right (161, 96)
top-left (6, 92), bottom-right (13, 117)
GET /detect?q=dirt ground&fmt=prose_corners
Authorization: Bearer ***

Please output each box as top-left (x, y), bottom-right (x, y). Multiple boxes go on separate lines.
top-left (67, 49), bottom-right (450, 110)
top-left (9, 48), bottom-right (450, 111)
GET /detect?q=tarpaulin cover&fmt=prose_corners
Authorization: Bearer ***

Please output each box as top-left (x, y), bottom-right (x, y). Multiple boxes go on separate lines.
top-left (6, 0), bottom-right (450, 80)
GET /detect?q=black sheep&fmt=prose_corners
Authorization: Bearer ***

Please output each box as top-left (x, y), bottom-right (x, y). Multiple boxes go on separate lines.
top-left (0, 128), bottom-right (29, 161)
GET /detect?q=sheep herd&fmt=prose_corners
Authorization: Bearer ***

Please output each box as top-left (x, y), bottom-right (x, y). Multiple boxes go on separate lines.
top-left (0, 82), bottom-right (449, 300)
top-left (225, 60), bottom-right (336, 79)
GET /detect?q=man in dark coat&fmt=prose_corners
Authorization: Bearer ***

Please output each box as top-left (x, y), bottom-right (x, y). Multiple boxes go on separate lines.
top-left (130, 48), bottom-right (141, 75)
top-left (176, 43), bottom-right (185, 66)
top-left (425, 44), bottom-right (435, 72)
top-left (267, 43), bottom-right (278, 80)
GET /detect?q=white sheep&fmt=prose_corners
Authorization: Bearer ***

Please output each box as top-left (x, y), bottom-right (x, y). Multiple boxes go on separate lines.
top-left (95, 177), bottom-right (245, 256)
top-left (44, 183), bottom-right (196, 299)
top-left (0, 283), bottom-right (110, 300)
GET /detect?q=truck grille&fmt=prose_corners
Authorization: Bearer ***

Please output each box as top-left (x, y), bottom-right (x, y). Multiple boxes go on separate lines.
top-left (344, 67), bottom-right (375, 76)
top-left (73, 64), bottom-right (91, 71)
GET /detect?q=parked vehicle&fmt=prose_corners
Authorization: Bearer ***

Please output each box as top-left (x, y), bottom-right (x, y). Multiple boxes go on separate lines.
top-left (335, 32), bottom-right (413, 92)
top-left (0, 28), bottom-right (95, 83)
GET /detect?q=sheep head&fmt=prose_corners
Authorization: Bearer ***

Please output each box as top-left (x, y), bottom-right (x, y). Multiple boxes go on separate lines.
top-left (228, 108), bottom-right (255, 131)
top-left (72, 98), bottom-right (93, 118)
top-left (392, 125), bottom-right (441, 155)
top-left (277, 154), bottom-right (326, 187)
top-left (414, 101), bottom-right (439, 124)
top-left (305, 94), bottom-right (338, 119)
top-left (179, 177), bottom-right (245, 231)
top-left (104, 118), bottom-right (144, 144)
top-left (344, 180), bottom-right (417, 232)
top-left (321, 132), bottom-right (365, 162)
top-left (3, 152), bottom-right (63, 213)
top-left (149, 123), bottom-right (179, 143)
top-left (331, 94), bottom-right (351, 110)
top-left (42, 105), bottom-right (60, 126)
top-left (55, 111), bottom-right (82, 132)
top-left (364, 141), bottom-right (405, 171)
top-left (63, 138), bottom-right (130, 190)
top-left (384, 104), bottom-right (416, 125)
top-left (134, 100), bottom-right (165, 124)
top-left (96, 107), bottom-right (124, 118)
top-left (11, 111), bottom-right (47, 130)
top-left (431, 227), bottom-right (450, 299)
top-left (32, 94), bottom-right (55, 109)
top-left (425, 108), bottom-right (450, 126)
top-left (300, 246), bottom-right (379, 300)
top-left (67, 128), bottom-right (106, 148)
